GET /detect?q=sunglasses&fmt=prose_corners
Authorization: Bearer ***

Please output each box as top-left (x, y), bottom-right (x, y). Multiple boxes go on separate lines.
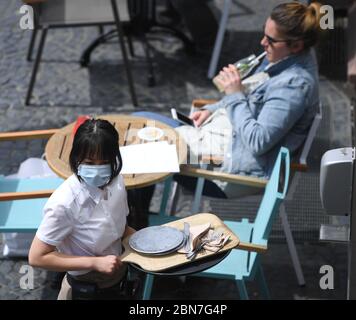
top-left (264, 34), bottom-right (290, 46)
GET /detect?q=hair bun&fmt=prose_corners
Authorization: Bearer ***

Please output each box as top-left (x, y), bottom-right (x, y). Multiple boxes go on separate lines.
top-left (306, 2), bottom-right (323, 28)
top-left (307, 2), bottom-right (321, 24)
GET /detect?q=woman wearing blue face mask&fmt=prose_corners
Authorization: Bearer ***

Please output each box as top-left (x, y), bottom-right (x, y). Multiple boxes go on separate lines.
top-left (29, 119), bottom-right (135, 300)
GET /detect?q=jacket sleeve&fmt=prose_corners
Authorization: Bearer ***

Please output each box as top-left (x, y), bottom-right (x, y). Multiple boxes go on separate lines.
top-left (203, 100), bottom-right (224, 114)
top-left (203, 91), bottom-right (247, 114)
top-left (227, 76), bottom-right (312, 156)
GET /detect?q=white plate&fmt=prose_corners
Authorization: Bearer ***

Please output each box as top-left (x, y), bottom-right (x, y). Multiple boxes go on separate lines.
top-left (137, 127), bottom-right (164, 141)
top-left (129, 226), bottom-right (184, 255)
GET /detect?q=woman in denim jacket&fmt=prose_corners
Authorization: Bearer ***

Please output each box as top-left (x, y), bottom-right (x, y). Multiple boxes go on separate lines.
top-left (134, 1), bottom-right (324, 198)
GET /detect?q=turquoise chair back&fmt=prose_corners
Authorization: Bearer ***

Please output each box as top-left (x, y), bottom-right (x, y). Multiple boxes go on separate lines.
top-left (0, 177), bottom-right (64, 232)
top-left (247, 147), bottom-right (290, 270)
top-left (252, 147), bottom-right (290, 243)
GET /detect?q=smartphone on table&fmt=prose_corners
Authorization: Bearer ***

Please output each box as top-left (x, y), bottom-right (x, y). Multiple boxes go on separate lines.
top-left (171, 108), bottom-right (196, 127)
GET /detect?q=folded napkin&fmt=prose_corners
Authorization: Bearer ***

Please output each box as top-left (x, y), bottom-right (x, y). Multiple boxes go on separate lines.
top-left (177, 222), bottom-right (210, 254)
top-left (201, 228), bottom-right (230, 253)
top-left (178, 224), bottom-right (230, 254)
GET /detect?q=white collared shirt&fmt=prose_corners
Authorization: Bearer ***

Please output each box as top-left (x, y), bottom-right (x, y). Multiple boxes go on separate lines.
top-left (36, 174), bottom-right (129, 276)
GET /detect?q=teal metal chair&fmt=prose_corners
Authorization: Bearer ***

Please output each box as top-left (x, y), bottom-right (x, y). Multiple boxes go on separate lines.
top-left (0, 176), bottom-right (63, 232)
top-left (143, 147), bottom-right (290, 299)
top-left (0, 129), bottom-right (64, 233)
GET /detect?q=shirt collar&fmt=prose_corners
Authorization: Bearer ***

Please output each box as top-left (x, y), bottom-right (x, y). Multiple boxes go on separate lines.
top-left (262, 49), bottom-right (312, 77)
top-left (86, 183), bottom-right (105, 204)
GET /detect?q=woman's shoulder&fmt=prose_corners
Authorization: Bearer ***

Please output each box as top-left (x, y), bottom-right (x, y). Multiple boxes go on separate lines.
top-left (269, 52), bottom-right (316, 85)
top-left (46, 174), bottom-right (82, 208)
top-left (271, 63), bottom-right (316, 91)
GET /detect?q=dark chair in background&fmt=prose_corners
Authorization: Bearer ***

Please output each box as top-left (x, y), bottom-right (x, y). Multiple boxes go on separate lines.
top-left (25, 0), bottom-right (137, 106)
top-left (25, 0), bottom-right (194, 106)
top-left (79, 0), bottom-right (194, 87)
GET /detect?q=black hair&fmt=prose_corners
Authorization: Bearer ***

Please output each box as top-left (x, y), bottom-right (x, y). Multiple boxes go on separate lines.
top-left (69, 118), bottom-right (123, 184)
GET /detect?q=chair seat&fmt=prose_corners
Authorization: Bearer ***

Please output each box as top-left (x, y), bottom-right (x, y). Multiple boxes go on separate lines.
top-left (38, 0), bottom-right (129, 25)
top-left (0, 177), bottom-right (64, 232)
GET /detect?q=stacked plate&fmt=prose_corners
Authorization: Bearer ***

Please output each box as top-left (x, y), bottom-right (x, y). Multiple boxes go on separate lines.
top-left (129, 226), bottom-right (185, 256)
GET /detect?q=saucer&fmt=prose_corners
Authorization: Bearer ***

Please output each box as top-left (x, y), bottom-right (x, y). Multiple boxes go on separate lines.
top-left (138, 127), bottom-right (164, 141)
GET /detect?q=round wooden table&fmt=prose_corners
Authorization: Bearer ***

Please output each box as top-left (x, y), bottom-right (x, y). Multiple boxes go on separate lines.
top-left (45, 114), bottom-right (187, 189)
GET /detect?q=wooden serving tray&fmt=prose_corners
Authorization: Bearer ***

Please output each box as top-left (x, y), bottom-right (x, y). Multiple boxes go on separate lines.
top-left (121, 213), bottom-right (251, 272)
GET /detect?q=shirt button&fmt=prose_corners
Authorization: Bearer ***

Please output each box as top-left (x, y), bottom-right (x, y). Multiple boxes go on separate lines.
top-left (232, 131), bottom-right (237, 138)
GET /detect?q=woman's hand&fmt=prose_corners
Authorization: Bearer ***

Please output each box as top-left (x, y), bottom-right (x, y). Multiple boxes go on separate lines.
top-left (190, 109), bottom-right (211, 127)
top-left (92, 255), bottom-right (122, 275)
top-left (214, 64), bottom-right (243, 95)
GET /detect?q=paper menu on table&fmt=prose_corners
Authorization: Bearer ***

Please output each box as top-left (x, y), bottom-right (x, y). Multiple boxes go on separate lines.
top-left (120, 141), bottom-right (180, 174)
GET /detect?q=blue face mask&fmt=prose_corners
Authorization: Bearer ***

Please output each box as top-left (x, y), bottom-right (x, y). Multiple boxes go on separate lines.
top-left (78, 163), bottom-right (112, 188)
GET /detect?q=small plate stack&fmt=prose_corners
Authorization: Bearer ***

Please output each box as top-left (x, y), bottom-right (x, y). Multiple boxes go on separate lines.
top-left (129, 226), bottom-right (185, 256)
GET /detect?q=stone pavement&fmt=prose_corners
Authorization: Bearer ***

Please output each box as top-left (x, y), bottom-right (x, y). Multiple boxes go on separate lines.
top-left (0, 0), bottom-right (354, 299)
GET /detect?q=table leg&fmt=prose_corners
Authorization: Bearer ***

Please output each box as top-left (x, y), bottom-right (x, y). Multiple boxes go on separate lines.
top-left (127, 185), bottom-right (155, 230)
top-left (110, 0), bottom-right (138, 107)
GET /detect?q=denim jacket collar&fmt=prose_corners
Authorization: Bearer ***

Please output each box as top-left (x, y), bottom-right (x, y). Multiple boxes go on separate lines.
top-left (262, 49), bottom-right (312, 77)
top-left (256, 50), bottom-right (310, 77)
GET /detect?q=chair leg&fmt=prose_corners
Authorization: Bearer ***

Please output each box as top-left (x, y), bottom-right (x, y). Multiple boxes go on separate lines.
top-left (127, 34), bottom-right (136, 57)
top-left (191, 164), bottom-right (208, 214)
top-left (25, 27), bottom-right (48, 106)
top-left (27, 27), bottom-right (38, 62)
top-left (143, 274), bottom-right (154, 300)
top-left (279, 204), bottom-right (306, 286)
top-left (256, 264), bottom-right (270, 299)
top-left (110, 0), bottom-right (138, 107)
top-left (141, 34), bottom-right (155, 87)
top-left (207, 0), bottom-right (232, 79)
top-left (191, 177), bottom-right (205, 213)
top-left (236, 280), bottom-right (249, 300)
top-left (159, 176), bottom-right (174, 216)
top-left (169, 182), bottom-right (180, 215)
top-left (98, 25), bottom-right (104, 36)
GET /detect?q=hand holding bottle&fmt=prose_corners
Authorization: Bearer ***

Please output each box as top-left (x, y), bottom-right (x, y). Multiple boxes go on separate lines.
top-left (214, 64), bottom-right (243, 94)
top-left (212, 52), bottom-right (266, 92)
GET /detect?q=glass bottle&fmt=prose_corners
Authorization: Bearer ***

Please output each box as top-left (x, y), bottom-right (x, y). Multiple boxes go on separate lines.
top-left (212, 52), bottom-right (266, 92)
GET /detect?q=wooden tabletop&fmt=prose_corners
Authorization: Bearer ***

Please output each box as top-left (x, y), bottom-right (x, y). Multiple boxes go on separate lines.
top-left (45, 114), bottom-right (187, 189)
